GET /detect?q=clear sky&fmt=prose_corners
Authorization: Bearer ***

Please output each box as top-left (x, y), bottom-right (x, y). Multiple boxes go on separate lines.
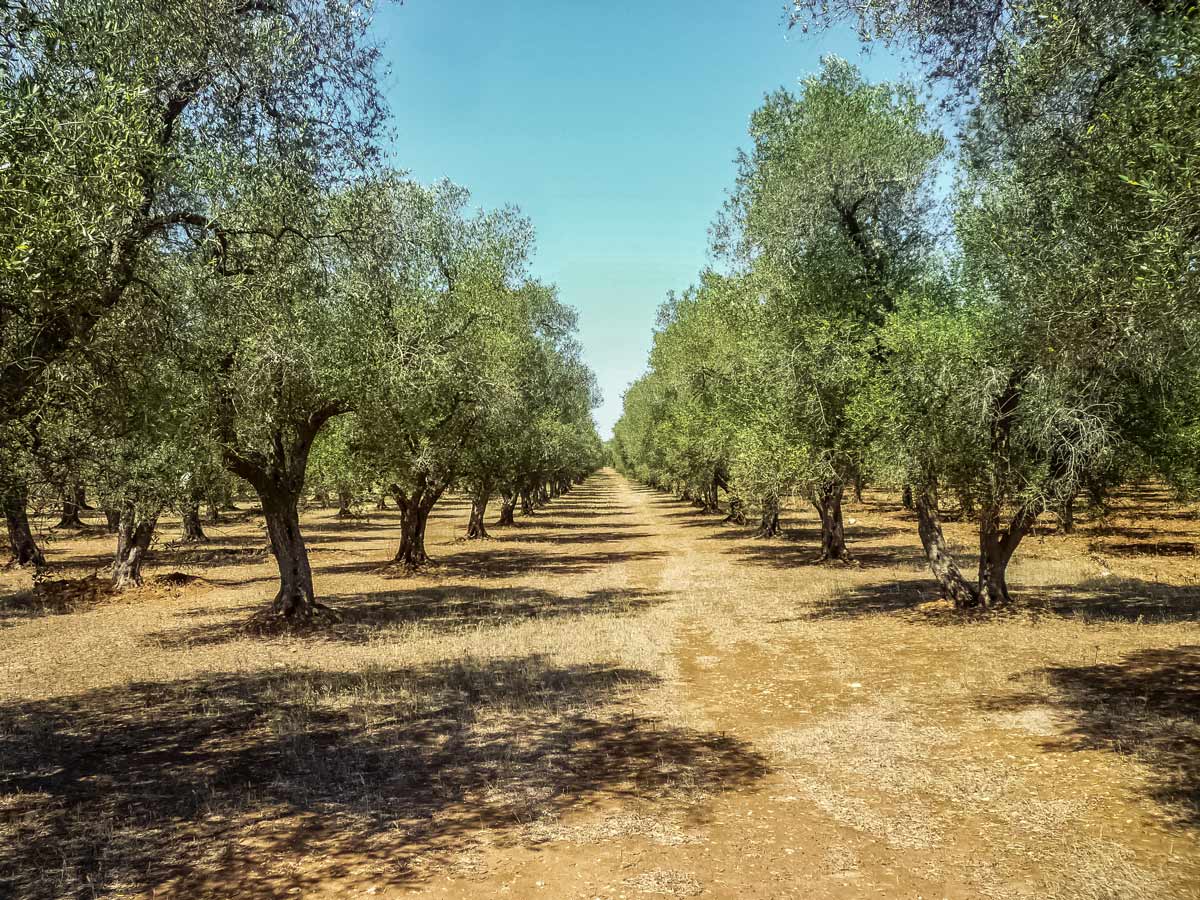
top-left (371, 2), bottom-right (909, 438)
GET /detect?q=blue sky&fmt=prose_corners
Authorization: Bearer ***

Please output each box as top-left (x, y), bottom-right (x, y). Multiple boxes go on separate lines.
top-left (372, 2), bottom-right (910, 437)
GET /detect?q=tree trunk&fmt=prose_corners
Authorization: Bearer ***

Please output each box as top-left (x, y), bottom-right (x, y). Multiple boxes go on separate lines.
top-left (756, 496), bottom-right (782, 538)
top-left (853, 472), bottom-right (864, 504)
top-left (55, 486), bottom-right (84, 529)
top-left (520, 487), bottom-right (535, 516)
top-left (376, 491), bottom-right (387, 511)
top-left (976, 503), bottom-right (1037, 607)
top-left (336, 486), bottom-right (354, 518)
top-left (392, 484), bottom-right (444, 568)
top-left (3, 484), bottom-right (46, 569)
top-left (112, 502), bottom-right (158, 590)
top-left (496, 493), bottom-right (516, 526)
top-left (901, 484), bottom-right (914, 509)
top-left (724, 495), bottom-right (748, 525)
top-left (207, 500), bottom-right (223, 524)
top-left (466, 485), bottom-right (490, 539)
top-left (260, 489), bottom-right (320, 619)
top-left (1059, 493), bottom-right (1075, 534)
top-left (914, 484), bottom-right (978, 608)
top-left (180, 499), bottom-right (207, 543)
top-left (103, 505), bottom-right (121, 533)
top-left (814, 481), bottom-right (850, 562)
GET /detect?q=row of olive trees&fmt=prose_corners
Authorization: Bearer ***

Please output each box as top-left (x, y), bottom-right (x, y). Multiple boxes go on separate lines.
top-left (1, 0), bottom-right (602, 623)
top-left (614, 0), bottom-right (1199, 608)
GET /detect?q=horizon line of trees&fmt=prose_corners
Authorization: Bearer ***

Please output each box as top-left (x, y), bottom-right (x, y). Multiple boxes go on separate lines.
top-left (613, 0), bottom-right (1199, 608)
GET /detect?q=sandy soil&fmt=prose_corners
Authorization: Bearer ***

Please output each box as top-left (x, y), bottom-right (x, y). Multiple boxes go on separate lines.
top-left (1, 470), bottom-right (1198, 898)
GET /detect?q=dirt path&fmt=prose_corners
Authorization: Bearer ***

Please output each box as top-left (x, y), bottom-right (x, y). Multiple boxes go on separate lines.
top-left (2, 469), bottom-right (1198, 899)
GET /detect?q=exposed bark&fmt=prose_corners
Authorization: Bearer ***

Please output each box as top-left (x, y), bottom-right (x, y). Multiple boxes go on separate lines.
top-left (336, 486), bottom-right (354, 518)
top-left (3, 484), bottom-right (46, 569)
top-left (853, 472), bottom-right (865, 504)
top-left (207, 500), bottom-right (224, 524)
top-left (466, 484), bottom-right (491, 540)
top-left (496, 493), bottom-right (516, 526)
top-left (724, 495), bottom-right (748, 525)
top-left (1059, 493), bottom-right (1075, 534)
top-left (220, 403), bottom-right (343, 623)
top-left (976, 502), bottom-right (1038, 607)
top-left (756, 496), bottom-right (782, 538)
top-left (520, 487), bottom-right (535, 516)
top-left (392, 480), bottom-right (445, 568)
top-left (112, 502), bottom-right (158, 590)
top-left (814, 481), bottom-right (850, 562)
top-left (54, 485), bottom-right (85, 530)
top-left (376, 491), bottom-right (387, 511)
top-left (901, 484), bottom-right (914, 509)
top-left (103, 506), bottom-right (121, 533)
top-left (180, 499), bottom-right (207, 543)
top-left (914, 483), bottom-right (978, 608)
top-left (260, 488), bottom-right (319, 618)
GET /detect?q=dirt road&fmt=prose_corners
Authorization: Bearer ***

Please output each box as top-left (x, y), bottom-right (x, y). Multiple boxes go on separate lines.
top-left (2, 469), bottom-right (1198, 898)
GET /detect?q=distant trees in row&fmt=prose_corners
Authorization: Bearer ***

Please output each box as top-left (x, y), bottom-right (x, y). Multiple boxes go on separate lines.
top-left (614, 0), bottom-right (1199, 607)
top-left (1, 1), bottom-right (602, 623)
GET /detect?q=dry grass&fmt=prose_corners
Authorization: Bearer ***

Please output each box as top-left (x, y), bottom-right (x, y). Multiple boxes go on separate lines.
top-left (1, 474), bottom-right (1198, 898)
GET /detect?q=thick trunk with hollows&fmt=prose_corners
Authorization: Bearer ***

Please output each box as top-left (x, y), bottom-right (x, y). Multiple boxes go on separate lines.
top-left (112, 503), bottom-right (158, 590)
top-left (466, 486), bottom-right (490, 539)
top-left (756, 496), bottom-right (782, 538)
top-left (496, 493), bottom-right (516, 526)
top-left (914, 485), bottom-right (978, 608)
top-left (4, 484), bottom-right (45, 569)
top-left (180, 500), bottom-right (207, 543)
top-left (814, 481), bottom-right (850, 562)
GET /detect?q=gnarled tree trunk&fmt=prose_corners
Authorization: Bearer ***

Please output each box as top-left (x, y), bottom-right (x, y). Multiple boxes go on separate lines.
top-left (260, 488), bottom-right (318, 618)
top-left (180, 499), bottom-right (207, 543)
top-left (901, 484), bottom-right (914, 510)
top-left (520, 487), bottom-right (535, 516)
top-left (55, 484), bottom-right (85, 530)
top-left (724, 495), bottom-right (748, 525)
top-left (814, 481), bottom-right (850, 562)
top-left (336, 486), bottom-right (354, 518)
top-left (496, 493), bottom-right (516, 526)
top-left (914, 483), bottom-right (978, 608)
top-left (392, 482), bottom-right (445, 568)
top-left (756, 496), bottom-right (782, 538)
top-left (466, 483), bottom-right (490, 539)
top-left (112, 502), bottom-right (158, 589)
top-left (4, 484), bottom-right (46, 569)
top-left (976, 502), bottom-right (1037, 607)
top-left (103, 505), bottom-right (121, 533)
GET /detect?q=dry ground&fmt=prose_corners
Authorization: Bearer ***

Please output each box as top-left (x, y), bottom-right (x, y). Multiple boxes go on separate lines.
top-left (1, 470), bottom-right (1198, 899)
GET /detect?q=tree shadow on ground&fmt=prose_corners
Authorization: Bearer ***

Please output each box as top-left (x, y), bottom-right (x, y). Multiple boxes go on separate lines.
top-left (983, 645), bottom-right (1200, 827)
top-left (441, 547), bottom-right (668, 578)
top-left (500, 530), bottom-right (655, 546)
top-left (145, 586), bottom-right (672, 649)
top-left (0, 656), bottom-right (767, 899)
top-left (790, 575), bottom-right (1200, 624)
top-left (714, 528), bottom-right (925, 569)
